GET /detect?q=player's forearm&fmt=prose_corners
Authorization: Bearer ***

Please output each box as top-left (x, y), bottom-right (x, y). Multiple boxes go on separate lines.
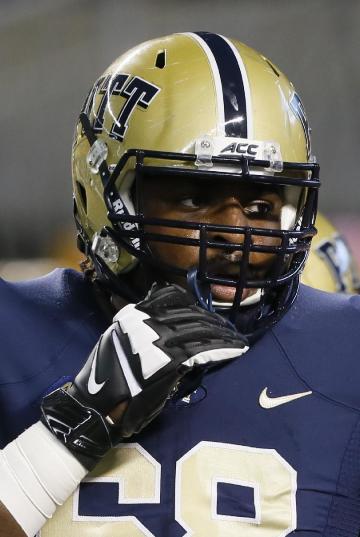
top-left (0, 502), bottom-right (26, 537)
top-left (0, 422), bottom-right (87, 536)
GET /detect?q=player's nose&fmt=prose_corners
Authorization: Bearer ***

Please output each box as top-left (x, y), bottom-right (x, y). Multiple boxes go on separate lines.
top-left (208, 197), bottom-right (248, 245)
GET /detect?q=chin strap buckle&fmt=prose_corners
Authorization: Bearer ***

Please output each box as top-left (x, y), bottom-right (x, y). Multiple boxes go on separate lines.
top-left (87, 139), bottom-right (109, 174)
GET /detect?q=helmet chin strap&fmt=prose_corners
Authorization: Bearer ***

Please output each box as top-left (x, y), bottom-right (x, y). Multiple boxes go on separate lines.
top-left (186, 268), bottom-right (214, 312)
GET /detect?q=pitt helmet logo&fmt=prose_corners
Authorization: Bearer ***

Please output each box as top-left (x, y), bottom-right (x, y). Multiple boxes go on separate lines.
top-left (317, 236), bottom-right (357, 293)
top-left (220, 142), bottom-right (260, 157)
top-left (82, 73), bottom-right (161, 142)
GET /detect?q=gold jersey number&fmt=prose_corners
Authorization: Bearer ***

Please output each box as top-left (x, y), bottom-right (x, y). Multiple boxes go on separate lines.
top-left (40, 441), bottom-right (297, 536)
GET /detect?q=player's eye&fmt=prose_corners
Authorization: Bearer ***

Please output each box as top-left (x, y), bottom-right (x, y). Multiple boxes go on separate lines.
top-left (180, 194), bottom-right (211, 209)
top-left (181, 197), bottom-right (200, 208)
top-left (243, 200), bottom-right (275, 218)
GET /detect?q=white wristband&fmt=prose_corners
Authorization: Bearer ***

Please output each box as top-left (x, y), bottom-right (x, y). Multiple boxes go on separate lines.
top-left (0, 422), bottom-right (87, 536)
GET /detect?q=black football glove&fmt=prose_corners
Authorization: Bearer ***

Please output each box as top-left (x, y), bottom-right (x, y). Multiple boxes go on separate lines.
top-left (41, 283), bottom-right (248, 470)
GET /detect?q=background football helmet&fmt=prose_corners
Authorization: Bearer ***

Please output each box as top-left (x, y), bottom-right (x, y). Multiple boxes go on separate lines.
top-left (72, 32), bottom-right (320, 336)
top-left (301, 212), bottom-right (360, 294)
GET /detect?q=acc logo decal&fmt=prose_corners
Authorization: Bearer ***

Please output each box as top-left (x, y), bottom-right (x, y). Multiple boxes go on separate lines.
top-left (220, 142), bottom-right (259, 157)
top-left (82, 73), bottom-right (160, 142)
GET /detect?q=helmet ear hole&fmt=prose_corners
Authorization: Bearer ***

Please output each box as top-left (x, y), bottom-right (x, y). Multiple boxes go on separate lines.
top-left (77, 181), bottom-right (88, 213)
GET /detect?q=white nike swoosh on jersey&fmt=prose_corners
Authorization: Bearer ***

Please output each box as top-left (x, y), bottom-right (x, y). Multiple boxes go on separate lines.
top-left (259, 387), bottom-right (312, 409)
top-left (87, 342), bottom-right (108, 395)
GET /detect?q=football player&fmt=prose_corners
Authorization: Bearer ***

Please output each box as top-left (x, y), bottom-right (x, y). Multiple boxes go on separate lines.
top-left (1, 32), bottom-right (360, 537)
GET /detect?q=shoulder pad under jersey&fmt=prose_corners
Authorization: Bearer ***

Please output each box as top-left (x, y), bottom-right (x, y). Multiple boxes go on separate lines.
top-left (271, 284), bottom-right (360, 410)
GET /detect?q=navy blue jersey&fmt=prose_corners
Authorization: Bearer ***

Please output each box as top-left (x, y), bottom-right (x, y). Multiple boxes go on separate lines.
top-left (1, 268), bottom-right (360, 536)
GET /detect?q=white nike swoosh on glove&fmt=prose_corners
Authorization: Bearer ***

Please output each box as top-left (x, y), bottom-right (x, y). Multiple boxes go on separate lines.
top-left (87, 342), bottom-right (108, 395)
top-left (183, 345), bottom-right (249, 368)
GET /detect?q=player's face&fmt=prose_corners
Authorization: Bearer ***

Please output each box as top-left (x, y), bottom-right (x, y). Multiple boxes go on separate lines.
top-left (141, 175), bottom-right (284, 302)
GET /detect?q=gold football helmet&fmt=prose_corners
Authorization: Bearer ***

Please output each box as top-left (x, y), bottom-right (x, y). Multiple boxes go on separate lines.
top-left (72, 32), bottom-right (320, 335)
top-left (302, 213), bottom-right (360, 293)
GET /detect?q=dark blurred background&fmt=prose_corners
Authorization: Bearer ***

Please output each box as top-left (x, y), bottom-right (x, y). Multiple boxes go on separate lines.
top-left (1, 0), bottom-right (359, 278)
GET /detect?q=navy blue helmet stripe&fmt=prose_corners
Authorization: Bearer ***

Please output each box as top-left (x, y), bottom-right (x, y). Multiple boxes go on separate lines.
top-left (290, 92), bottom-right (311, 158)
top-left (194, 31), bottom-right (248, 138)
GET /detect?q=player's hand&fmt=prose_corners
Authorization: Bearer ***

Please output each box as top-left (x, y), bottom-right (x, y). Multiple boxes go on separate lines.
top-left (41, 283), bottom-right (248, 470)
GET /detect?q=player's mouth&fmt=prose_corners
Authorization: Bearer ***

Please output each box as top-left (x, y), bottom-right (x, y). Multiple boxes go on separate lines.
top-left (210, 283), bottom-right (255, 303)
top-left (207, 254), bottom-right (267, 303)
